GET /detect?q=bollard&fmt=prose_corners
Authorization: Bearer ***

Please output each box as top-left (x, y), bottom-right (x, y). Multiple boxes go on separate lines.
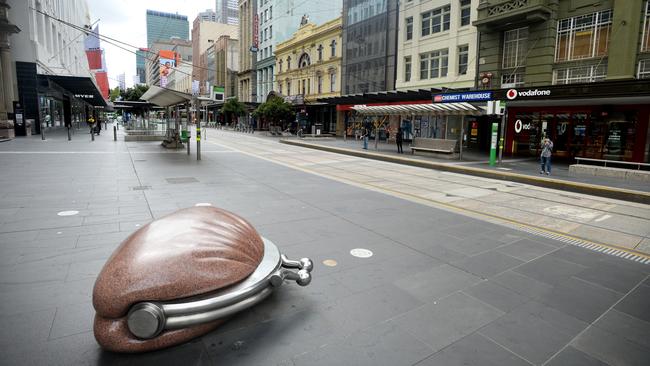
top-left (104, 121), bottom-right (107, 130)
top-left (113, 126), bottom-right (117, 141)
top-left (196, 126), bottom-right (201, 161)
top-left (91, 128), bottom-right (95, 141)
top-left (187, 134), bottom-right (190, 155)
top-left (67, 127), bottom-right (71, 141)
top-left (41, 123), bottom-right (45, 140)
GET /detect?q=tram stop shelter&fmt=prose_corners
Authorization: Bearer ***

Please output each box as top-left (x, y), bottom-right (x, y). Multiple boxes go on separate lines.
top-left (140, 85), bottom-right (193, 149)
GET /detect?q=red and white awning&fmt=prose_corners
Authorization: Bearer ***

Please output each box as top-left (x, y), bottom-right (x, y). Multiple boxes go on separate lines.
top-left (351, 102), bottom-right (482, 116)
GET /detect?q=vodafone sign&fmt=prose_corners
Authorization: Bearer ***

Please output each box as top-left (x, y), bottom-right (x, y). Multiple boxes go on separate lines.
top-left (506, 88), bottom-right (551, 100)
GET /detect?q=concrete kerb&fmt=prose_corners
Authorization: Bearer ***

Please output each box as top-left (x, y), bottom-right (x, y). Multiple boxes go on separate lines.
top-left (279, 139), bottom-right (650, 205)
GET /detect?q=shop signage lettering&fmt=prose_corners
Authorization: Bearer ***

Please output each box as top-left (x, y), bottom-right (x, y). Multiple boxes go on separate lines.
top-left (75, 94), bottom-right (94, 99)
top-left (514, 119), bottom-right (534, 133)
top-left (506, 89), bottom-right (551, 100)
top-left (433, 92), bottom-right (492, 103)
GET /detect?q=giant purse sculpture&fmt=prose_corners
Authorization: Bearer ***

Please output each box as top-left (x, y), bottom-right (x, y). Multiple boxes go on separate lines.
top-left (92, 207), bottom-right (313, 353)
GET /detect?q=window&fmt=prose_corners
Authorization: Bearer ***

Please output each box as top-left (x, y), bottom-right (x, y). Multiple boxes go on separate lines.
top-left (299, 53), bottom-right (310, 68)
top-left (279, 59), bottom-right (283, 72)
top-left (460, 0), bottom-right (471, 27)
top-left (269, 25), bottom-right (272, 39)
top-left (330, 71), bottom-right (336, 92)
top-left (642, 1), bottom-right (650, 52)
top-left (317, 45), bottom-right (323, 61)
top-left (553, 64), bottom-right (607, 84)
top-left (502, 27), bottom-right (528, 69)
top-left (269, 6), bottom-right (272, 19)
top-left (421, 5), bottom-right (451, 37)
top-left (555, 10), bottom-right (612, 62)
top-left (317, 75), bottom-right (323, 93)
top-left (287, 80), bottom-right (291, 94)
top-left (405, 17), bottom-right (413, 41)
top-left (330, 40), bottom-right (337, 57)
top-left (639, 59), bottom-right (650, 78)
top-left (278, 82), bottom-right (283, 94)
top-left (458, 45), bottom-right (469, 75)
top-left (302, 79), bottom-right (306, 95)
top-left (287, 56), bottom-right (291, 70)
top-left (501, 73), bottom-right (524, 87)
top-left (419, 49), bottom-right (449, 79)
top-left (404, 56), bottom-right (412, 82)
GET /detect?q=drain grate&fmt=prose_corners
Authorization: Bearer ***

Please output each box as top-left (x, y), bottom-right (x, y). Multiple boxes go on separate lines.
top-left (131, 185), bottom-right (151, 191)
top-left (166, 177), bottom-right (199, 184)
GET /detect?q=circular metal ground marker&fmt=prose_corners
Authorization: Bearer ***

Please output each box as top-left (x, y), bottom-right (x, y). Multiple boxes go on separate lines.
top-left (350, 248), bottom-right (373, 258)
top-left (322, 259), bottom-right (338, 267)
top-left (57, 210), bottom-right (79, 217)
top-left (195, 203), bottom-right (212, 207)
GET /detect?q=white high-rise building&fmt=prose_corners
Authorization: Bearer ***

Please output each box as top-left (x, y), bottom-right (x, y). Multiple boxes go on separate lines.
top-left (216, 0), bottom-right (239, 25)
top-left (117, 72), bottom-right (126, 90)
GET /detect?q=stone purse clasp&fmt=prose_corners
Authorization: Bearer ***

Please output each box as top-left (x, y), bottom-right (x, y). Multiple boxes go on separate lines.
top-left (127, 238), bottom-right (312, 340)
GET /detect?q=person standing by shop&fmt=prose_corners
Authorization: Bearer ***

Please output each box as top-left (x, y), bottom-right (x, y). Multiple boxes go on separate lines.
top-left (87, 115), bottom-right (96, 134)
top-left (396, 127), bottom-right (403, 154)
top-left (362, 126), bottom-right (369, 150)
top-left (540, 137), bottom-right (553, 175)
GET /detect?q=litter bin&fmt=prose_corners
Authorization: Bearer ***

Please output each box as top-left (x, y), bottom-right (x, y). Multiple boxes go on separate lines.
top-left (181, 129), bottom-right (188, 142)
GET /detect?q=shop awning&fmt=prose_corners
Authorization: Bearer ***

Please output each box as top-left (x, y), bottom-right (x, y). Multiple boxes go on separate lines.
top-left (140, 85), bottom-right (192, 107)
top-left (40, 74), bottom-right (108, 107)
top-left (352, 102), bottom-right (482, 116)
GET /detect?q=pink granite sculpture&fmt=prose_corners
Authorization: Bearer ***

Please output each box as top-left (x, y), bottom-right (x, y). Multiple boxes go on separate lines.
top-left (93, 206), bottom-right (265, 353)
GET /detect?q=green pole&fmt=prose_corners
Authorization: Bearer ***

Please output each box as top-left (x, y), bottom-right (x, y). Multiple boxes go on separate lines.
top-left (489, 122), bottom-right (498, 166)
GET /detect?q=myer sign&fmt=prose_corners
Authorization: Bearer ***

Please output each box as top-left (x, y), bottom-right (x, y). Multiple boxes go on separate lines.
top-left (506, 88), bottom-right (551, 100)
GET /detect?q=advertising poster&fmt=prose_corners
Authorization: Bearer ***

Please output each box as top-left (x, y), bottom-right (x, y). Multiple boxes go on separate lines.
top-left (159, 57), bottom-right (176, 88)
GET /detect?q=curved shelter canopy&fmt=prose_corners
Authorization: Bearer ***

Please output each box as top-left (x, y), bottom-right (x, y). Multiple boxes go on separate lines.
top-left (351, 102), bottom-right (482, 116)
top-left (140, 85), bottom-right (192, 107)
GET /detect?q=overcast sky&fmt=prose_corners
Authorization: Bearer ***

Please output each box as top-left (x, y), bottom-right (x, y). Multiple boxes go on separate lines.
top-left (87, 0), bottom-right (215, 89)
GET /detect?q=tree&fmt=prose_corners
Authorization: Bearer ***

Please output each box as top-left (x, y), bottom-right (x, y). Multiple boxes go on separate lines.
top-left (253, 96), bottom-right (294, 128)
top-left (109, 86), bottom-right (121, 102)
top-left (221, 97), bottom-right (247, 125)
top-left (120, 84), bottom-right (149, 101)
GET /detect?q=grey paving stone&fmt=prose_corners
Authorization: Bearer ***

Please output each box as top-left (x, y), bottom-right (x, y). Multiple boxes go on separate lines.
top-left (452, 251), bottom-right (524, 278)
top-left (572, 326), bottom-right (650, 366)
top-left (594, 309), bottom-right (650, 350)
top-left (390, 292), bottom-right (503, 352)
top-left (537, 277), bottom-right (623, 323)
top-left (49, 302), bottom-right (95, 339)
top-left (442, 233), bottom-right (511, 256)
top-left (416, 333), bottom-right (530, 366)
top-left (550, 245), bottom-right (650, 275)
top-left (292, 321), bottom-right (434, 366)
top-left (574, 262), bottom-right (647, 294)
top-left (393, 264), bottom-right (482, 303)
top-left (545, 346), bottom-right (610, 366)
top-left (497, 238), bottom-right (559, 262)
top-left (614, 284), bottom-right (650, 323)
top-left (514, 254), bottom-right (588, 286)
top-left (479, 301), bottom-right (588, 365)
top-left (0, 308), bottom-right (56, 347)
top-left (463, 279), bottom-right (529, 312)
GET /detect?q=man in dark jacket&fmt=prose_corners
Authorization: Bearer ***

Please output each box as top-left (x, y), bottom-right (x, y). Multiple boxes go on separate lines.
top-left (396, 127), bottom-right (403, 153)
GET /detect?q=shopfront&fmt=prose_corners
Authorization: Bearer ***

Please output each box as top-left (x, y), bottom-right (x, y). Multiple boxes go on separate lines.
top-left (493, 80), bottom-right (650, 163)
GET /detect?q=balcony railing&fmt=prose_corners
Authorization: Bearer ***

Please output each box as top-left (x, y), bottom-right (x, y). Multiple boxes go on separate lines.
top-left (474, 0), bottom-right (553, 29)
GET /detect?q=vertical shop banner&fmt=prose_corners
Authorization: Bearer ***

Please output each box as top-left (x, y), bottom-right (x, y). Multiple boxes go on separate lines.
top-left (252, 14), bottom-right (259, 52)
top-left (159, 58), bottom-right (176, 88)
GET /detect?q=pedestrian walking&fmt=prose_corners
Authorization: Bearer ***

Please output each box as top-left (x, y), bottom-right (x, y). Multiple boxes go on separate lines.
top-left (362, 127), bottom-right (369, 150)
top-left (396, 127), bottom-right (403, 154)
top-left (540, 137), bottom-right (553, 175)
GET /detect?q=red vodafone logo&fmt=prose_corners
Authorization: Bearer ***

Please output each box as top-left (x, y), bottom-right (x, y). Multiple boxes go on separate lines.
top-left (506, 89), bottom-right (518, 100)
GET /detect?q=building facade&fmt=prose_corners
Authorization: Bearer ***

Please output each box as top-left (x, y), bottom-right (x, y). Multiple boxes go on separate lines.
top-left (238, 0), bottom-right (256, 103)
top-left (197, 9), bottom-right (218, 22)
top-left (191, 16), bottom-right (237, 94)
top-left (216, 0), bottom-right (239, 25)
top-left (146, 38), bottom-right (192, 87)
top-left (146, 10), bottom-right (189, 48)
top-left (0, 0), bottom-right (20, 138)
top-left (135, 48), bottom-right (148, 84)
top-left (213, 35), bottom-right (239, 99)
top-left (472, 0), bottom-right (650, 163)
top-left (8, 0), bottom-right (106, 136)
top-left (255, 0), bottom-right (343, 103)
top-left (396, 0), bottom-right (478, 90)
top-left (341, 0), bottom-right (400, 95)
top-left (275, 17), bottom-right (342, 133)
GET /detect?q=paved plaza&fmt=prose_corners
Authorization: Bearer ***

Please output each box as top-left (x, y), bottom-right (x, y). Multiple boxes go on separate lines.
top-left (0, 126), bottom-right (649, 365)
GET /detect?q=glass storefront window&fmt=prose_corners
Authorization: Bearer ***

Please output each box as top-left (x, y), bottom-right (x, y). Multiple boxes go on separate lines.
top-left (512, 112), bottom-right (539, 154)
